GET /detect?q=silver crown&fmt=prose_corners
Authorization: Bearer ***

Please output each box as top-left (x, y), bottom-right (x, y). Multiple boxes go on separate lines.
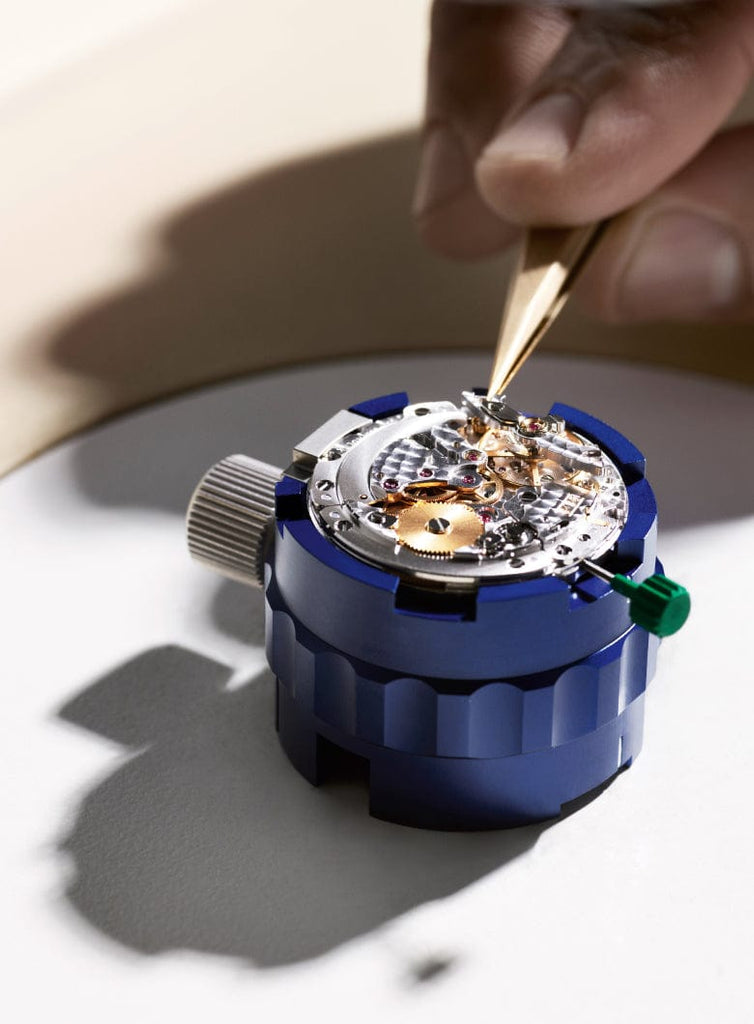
top-left (187, 455), bottom-right (281, 587)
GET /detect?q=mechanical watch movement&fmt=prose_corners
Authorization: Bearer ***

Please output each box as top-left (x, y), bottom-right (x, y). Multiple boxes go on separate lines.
top-left (187, 390), bottom-right (689, 829)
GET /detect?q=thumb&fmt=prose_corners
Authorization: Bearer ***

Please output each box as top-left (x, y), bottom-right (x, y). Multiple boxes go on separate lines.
top-left (575, 125), bottom-right (754, 323)
top-left (475, 1), bottom-right (754, 226)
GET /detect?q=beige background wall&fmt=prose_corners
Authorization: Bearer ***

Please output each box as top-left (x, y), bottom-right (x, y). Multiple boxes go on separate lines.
top-left (2, 0), bottom-right (752, 475)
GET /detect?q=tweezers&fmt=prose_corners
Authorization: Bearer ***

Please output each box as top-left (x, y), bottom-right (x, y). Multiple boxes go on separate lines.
top-left (488, 220), bottom-right (608, 398)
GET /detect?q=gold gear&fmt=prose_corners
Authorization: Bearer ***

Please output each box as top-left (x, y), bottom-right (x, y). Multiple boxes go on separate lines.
top-left (395, 500), bottom-right (483, 556)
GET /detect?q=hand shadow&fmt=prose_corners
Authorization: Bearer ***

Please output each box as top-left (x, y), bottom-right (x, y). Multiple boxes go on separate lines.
top-left (39, 128), bottom-right (751, 530)
top-left (57, 641), bottom-right (603, 969)
top-left (40, 127), bottom-right (754, 507)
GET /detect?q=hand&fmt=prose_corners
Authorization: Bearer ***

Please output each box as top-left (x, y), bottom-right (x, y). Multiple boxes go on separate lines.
top-left (413, 1), bottom-right (754, 323)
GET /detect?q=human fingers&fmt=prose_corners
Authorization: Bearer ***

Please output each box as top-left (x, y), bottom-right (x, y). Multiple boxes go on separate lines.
top-left (476, 0), bottom-right (754, 226)
top-left (413, 0), bottom-right (573, 258)
top-left (575, 124), bottom-right (754, 322)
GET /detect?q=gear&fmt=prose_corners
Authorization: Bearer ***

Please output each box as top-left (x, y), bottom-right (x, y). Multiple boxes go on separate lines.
top-left (395, 500), bottom-right (483, 556)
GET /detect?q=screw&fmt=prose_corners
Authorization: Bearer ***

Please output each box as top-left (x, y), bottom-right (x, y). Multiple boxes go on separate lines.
top-left (426, 517), bottom-right (451, 535)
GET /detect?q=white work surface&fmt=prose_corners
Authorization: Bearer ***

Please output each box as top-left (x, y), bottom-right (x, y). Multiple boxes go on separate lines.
top-left (3, 352), bottom-right (753, 1022)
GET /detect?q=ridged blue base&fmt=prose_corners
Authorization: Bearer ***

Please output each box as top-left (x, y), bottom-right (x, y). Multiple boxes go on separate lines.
top-left (266, 584), bottom-right (658, 828)
top-left (276, 681), bottom-right (646, 830)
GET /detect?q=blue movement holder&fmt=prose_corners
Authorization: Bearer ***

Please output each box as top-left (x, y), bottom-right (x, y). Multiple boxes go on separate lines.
top-left (266, 396), bottom-right (660, 830)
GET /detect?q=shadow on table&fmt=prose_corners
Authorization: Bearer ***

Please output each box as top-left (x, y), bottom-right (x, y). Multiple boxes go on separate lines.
top-left (57, 641), bottom-right (606, 969)
top-left (42, 130), bottom-right (753, 531)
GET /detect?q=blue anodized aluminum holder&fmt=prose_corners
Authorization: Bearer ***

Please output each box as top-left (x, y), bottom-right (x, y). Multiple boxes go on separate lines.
top-left (265, 393), bottom-right (659, 830)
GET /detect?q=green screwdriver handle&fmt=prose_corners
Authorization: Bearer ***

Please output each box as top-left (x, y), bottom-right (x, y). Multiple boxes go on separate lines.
top-left (611, 573), bottom-right (690, 638)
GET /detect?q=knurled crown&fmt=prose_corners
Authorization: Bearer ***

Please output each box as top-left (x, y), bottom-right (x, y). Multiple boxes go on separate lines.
top-left (187, 455), bottom-right (282, 588)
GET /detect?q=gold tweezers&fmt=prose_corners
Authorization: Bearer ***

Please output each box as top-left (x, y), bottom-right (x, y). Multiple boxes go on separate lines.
top-left (488, 220), bottom-right (608, 398)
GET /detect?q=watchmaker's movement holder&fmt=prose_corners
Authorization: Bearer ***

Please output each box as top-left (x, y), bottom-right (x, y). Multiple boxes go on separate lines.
top-left (188, 390), bottom-right (686, 830)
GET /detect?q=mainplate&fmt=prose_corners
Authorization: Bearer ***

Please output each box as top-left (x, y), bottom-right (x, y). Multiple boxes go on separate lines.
top-left (307, 393), bottom-right (628, 582)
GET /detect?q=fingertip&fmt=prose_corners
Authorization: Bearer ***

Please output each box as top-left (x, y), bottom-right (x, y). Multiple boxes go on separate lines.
top-left (474, 97), bottom-right (654, 227)
top-left (414, 188), bottom-right (520, 261)
top-left (611, 208), bottom-right (749, 322)
top-left (414, 125), bottom-right (472, 226)
top-left (413, 124), bottom-right (519, 259)
top-left (574, 202), bottom-right (752, 324)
